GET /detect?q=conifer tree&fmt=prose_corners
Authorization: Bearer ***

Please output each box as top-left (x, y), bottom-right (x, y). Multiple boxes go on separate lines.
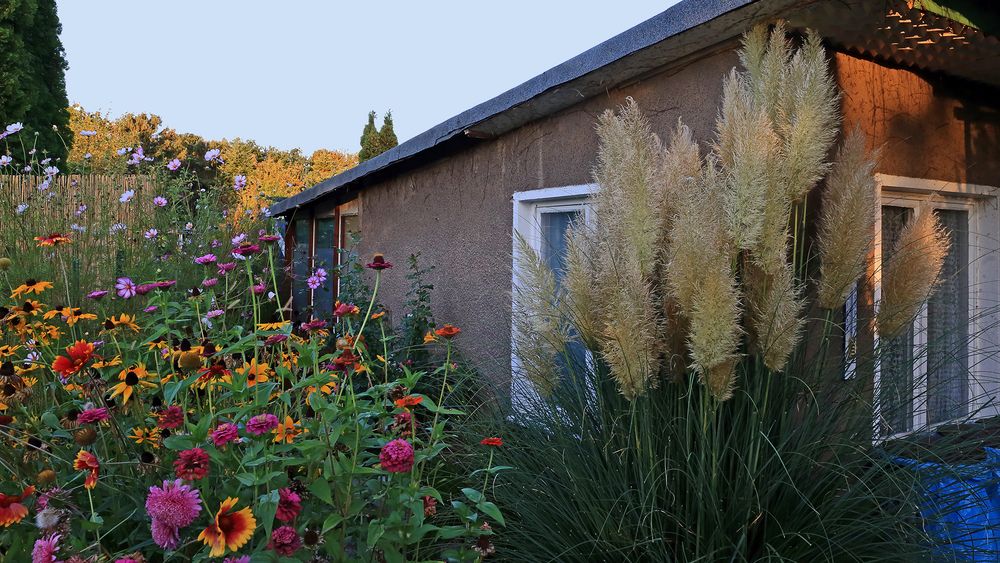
top-left (358, 111), bottom-right (378, 162)
top-left (376, 110), bottom-right (399, 155)
top-left (0, 0), bottom-right (71, 162)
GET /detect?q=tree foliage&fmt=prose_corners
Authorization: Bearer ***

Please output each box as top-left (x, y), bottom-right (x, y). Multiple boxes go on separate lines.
top-left (358, 110), bottom-right (399, 162)
top-left (0, 0), bottom-right (71, 162)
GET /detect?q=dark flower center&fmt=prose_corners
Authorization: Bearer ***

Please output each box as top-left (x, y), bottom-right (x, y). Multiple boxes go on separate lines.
top-left (125, 371), bottom-right (139, 385)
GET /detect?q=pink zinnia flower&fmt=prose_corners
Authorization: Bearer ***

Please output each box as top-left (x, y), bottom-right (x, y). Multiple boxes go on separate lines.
top-left (157, 405), bottom-right (184, 430)
top-left (299, 319), bottom-right (327, 332)
top-left (194, 254), bottom-right (217, 265)
top-left (259, 234), bottom-right (280, 243)
top-left (31, 533), bottom-right (60, 563)
top-left (252, 283), bottom-right (266, 295)
top-left (202, 277), bottom-right (218, 287)
top-left (77, 407), bottom-right (108, 424)
top-left (379, 439), bottom-right (415, 473)
top-left (145, 479), bottom-right (201, 549)
top-left (173, 448), bottom-right (210, 480)
top-left (115, 277), bottom-right (136, 299)
top-left (232, 244), bottom-right (261, 257)
top-left (210, 422), bottom-right (239, 448)
top-left (246, 413), bottom-right (279, 436)
top-left (268, 525), bottom-right (301, 556)
top-left (276, 487), bottom-right (302, 522)
top-left (135, 283), bottom-right (159, 295)
top-left (264, 334), bottom-right (288, 346)
top-left (217, 262), bottom-right (237, 275)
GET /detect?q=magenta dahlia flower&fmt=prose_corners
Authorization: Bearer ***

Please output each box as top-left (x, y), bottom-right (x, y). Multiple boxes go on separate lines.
top-left (276, 487), bottom-right (302, 522)
top-left (31, 533), bottom-right (60, 563)
top-left (380, 439), bottom-right (415, 473)
top-left (145, 479), bottom-right (201, 549)
top-left (268, 525), bottom-right (301, 556)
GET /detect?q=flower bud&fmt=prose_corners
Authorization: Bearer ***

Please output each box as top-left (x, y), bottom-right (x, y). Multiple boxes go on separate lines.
top-left (74, 427), bottom-right (97, 446)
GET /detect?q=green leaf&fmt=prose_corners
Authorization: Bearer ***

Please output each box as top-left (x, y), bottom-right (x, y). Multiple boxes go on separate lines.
top-left (41, 411), bottom-right (61, 430)
top-left (476, 500), bottom-right (505, 526)
top-left (322, 513), bottom-right (343, 534)
top-left (461, 488), bottom-right (483, 504)
top-left (309, 478), bottom-right (334, 505)
top-left (367, 520), bottom-right (385, 549)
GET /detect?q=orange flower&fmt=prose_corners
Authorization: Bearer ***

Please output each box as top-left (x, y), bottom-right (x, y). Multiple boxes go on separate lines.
top-left (423, 331), bottom-right (436, 344)
top-left (235, 359), bottom-right (271, 388)
top-left (198, 497), bottom-right (256, 557)
top-left (73, 450), bottom-right (99, 489)
top-left (371, 311), bottom-right (386, 320)
top-left (435, 324), bottom-right (461, 339)
top-left (480, 437), bottom-right (503, 447)
top-left (52, 340), bottom-right (95, 378)
top-left (34, 233), bottom-right (71, 247)
top-left (273, 416), bottom-right (305, 444)
top-left (108, 364), bottom-right (157, 404)
top-left (394, 395), bottom-right (423, 410)
top-left (10, 279), bottom-right (53, 299)
top-left (0, 485), bottom-right (34, 527)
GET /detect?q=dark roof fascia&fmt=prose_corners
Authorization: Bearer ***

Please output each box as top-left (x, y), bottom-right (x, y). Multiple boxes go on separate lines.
top-left (271, 0), bottom-right (772, 216)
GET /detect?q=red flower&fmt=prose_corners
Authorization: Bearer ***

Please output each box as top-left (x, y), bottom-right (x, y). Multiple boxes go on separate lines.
top-left (0, 485), bottom-right (34, 527)
top-left (334, 302), bottom-right (360, 318)
top-left (366, 253), bottom-right (393, 270)
top-left (157, 405), bottom-right (184, 430)
top-left (198, 497), bottom-right (256, 557)
top-left (232, 243), bottom-right (261, 256)
top-left (73, 450), bottom-right (99, 489)
top-left (268, 525), bottom-right (301, 556)
top-left (275, 487), bottom-right (302, 522)
top-left (480, 437), bottom-right (503, 447)
top-left (423, 495), bottom-right (437, 518)
top-left (174, 448), bottom-right (210, 480)
top-left (34, 233), bottom-right (71, 247)
top-left (394, 395), bottom-right (423, 410)
top-left (52, 340), bottom-right (95, 378)
top-left (435, 324), bottom-right (461, 339)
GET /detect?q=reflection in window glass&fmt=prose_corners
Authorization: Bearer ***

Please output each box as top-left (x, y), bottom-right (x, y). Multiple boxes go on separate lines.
top-left (313, 218), bottom-right (337, 319)
top-left (292, 219), bottom-right (311, 318)
top-left (881, 205), bottom-right (914, 434)
top-left (539, 209), bottom-right (588, 383)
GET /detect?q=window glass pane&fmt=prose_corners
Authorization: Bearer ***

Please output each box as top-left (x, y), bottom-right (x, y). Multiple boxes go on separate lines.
top-left (881, 205), bottom-right (914, 434)
top-left (539, 209), bottom-right (588, 382)
top-left (313, 218), bottom-right (337, 319)
top-left (292, 219), bottom-right (311, 317)
top-left (341, 215), bottom-right (360, 254)
top-left (927, 209), bottom-right (969, 424)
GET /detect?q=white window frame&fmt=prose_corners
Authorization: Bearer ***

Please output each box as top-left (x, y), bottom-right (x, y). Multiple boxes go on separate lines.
top-left (871, 173), bottom-right (1000, 437)
top-left (510, 184), bottom-right (597, 412)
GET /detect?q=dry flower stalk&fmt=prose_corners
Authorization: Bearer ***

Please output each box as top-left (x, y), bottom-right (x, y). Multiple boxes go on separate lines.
top-left (816, 127), bottom-right (879, 309)
top-left (512, 233), bottom-right (567, 397)
top-left (878, 207), bottom-right (950, 338)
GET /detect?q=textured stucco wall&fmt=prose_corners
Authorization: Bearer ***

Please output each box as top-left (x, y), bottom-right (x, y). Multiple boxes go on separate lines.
top-left (328, 48), bottom-right (1000, 393)
top-left (352, 49), bottom-right (739, 388)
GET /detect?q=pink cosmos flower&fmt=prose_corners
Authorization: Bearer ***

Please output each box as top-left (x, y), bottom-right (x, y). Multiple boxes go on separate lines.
top-left (210, 423), bottom-right (239, 448)
top-left (166, 159), bottom-right (181, 171)
top-left (231, 233), bottom-right (247, 246)
top-left (153, 195), bottom-right (168, 206)
top-left (31, 533), bottom-right (60, 563)
top-left (86, 290), bottom-right (108, 300)
top-left (202, 278), bottom-right (218, 287)
top-left (144, 305), bottom-right (158, 313)
top-left (306, 275), bottom-right (321, 290)
top-left (206, 309), bottom-right (224, 319)
top-left (379, 439), bottom-right (415, 473)
top-left (194, 254), bottom-right (217, 265)
top-left (144, 228), bottom-right (158, 239)
top-left (204, 148), bottom-right (221, 163)
top-left (276, 488), bottom-right (302, 522)
top-left (115, 277), bottom-right (136, 299)
top-left (145, 479), bottom-right (201, 549)
top-left (246, 413), bottom-right (279, 436)
top-left (233, 175), bottom-right (247, 191)
top-left (77, 407), bottom-right (109, 424)
top-left (268, 526), bottom-right (301, 556)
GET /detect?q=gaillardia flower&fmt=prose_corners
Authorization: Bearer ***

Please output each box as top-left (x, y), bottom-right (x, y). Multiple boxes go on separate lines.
top-left (73, 450), bottom-right (99, 489)
top-left (51, 340), bottom-right (95, 378)
top-left (0, 485), bottom-right (34, 527)
top-left (198, 497), bottom-right (256, 557)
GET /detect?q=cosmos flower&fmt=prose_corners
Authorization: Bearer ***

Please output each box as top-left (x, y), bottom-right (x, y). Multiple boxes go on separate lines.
top-left (202, 278), bottom-right (218, 287)
top-left (79, 130), bottom-right (96, 136)
top-left (204, 148), bottom-right (222, 163)
top-left (73, 450), bottom-right (99, 489)
top-left (198, 498), bottom-right (256, 557)
top-left (233, 175), bottom-right (247, 191)
top-left (43, 166), bottom-right (59, 177)
top-left (306, 276), bottom-right (321, 290)
top-left (115, 277), bottom-right (137, 299)
top-left (15, 203), bottom-right (28, 214)
top-left (119, 190), bottom-right (135, 203)
top-left (5, 122), bottom-right (23, 135)
top-left (0, 485), bottom-right (34, 527)
top-left (0, 155), bottom-right (11, 166)
top-left (231, 233), bottom-right (247, 245)
top-left (166, 159), bottom-right (181, 171)
top-left (153, 196), bottom-right (168, 207)
top-left (144, 228), bottom-right (158, 239)
top-left (86, 290), bottom-right (108, 300)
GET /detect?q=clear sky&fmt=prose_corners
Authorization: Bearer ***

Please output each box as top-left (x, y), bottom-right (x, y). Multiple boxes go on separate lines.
top-left (56, 1), bottom-right (679, 154)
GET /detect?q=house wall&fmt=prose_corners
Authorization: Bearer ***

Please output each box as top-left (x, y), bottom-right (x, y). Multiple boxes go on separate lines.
top-left (317, 47), bottom-right (1000, 395)
top-left (354, 49), bottom-right (740, 388)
